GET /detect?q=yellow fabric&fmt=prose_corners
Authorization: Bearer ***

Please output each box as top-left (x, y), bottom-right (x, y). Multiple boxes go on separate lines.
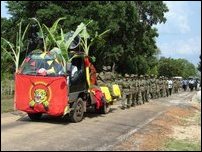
top-left (39, 52), bottom-right (46, 59)
top-left (86, 67), bottom-right (90, 87)
top-left (47, 60), bottom-right (53, 65)
top-left (112, 84), bottom-right (121, 98)
top-left (46, 67), bottom-right (55, 74)
top-left (100, 86), bottom-right (112, 102)
top-left (55, 59), bottom-right (59, 63)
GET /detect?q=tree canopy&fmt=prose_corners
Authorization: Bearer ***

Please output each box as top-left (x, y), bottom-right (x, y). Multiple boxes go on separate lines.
top-left (1, 1), bottom-right (168, 75)
top-left (3, 1), bottom-right (196, 79)
top-left (158, 57), bottom-right (197, 79)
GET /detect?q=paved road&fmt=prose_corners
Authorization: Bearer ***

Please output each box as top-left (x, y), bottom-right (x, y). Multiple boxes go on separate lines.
top-left (1, 91), bottom-right (197, 151)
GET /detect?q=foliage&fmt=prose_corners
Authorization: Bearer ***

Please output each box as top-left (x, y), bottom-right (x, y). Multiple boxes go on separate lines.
top-left (164, 138), bottom-right (201, 151)
top-left (1, 20), bottom-right (30, 73)
top-left (3, 1), bottom-right (169, 75)
top-left (158, 57), bottom-right (197, 78)
top-left (79, 22), bottom-right (110, 56)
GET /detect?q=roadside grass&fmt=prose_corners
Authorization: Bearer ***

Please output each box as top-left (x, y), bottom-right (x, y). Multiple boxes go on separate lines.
top-left (164, 138), bottom-right (201, 151)
top-left (164, 106), bottom-right (201, 151)
top-left (1, 96), bottom-right (14, 113)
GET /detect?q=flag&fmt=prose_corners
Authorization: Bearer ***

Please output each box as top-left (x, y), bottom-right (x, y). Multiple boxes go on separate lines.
top-left (14, 74), bottom-right (68, 116)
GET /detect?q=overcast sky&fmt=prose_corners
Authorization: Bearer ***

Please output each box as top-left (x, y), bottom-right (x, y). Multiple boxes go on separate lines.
top-left (1, 1), bottom-right (201, 66)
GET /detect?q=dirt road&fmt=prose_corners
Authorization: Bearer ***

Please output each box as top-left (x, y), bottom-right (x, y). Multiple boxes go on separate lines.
top-left (1, 91), bottom-right (198, 151)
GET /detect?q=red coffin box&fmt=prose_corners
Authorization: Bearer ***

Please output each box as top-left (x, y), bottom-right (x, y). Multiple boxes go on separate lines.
top-left (14, 74), bottom-right (68, 116)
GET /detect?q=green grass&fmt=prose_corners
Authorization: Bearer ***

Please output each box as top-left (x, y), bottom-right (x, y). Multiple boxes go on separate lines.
top-left (163, 110), bottom-right (201, 151)
top-left (1, 96), bottom-right (14, 113)
top-left (164, 138), bottom-right (201, 151)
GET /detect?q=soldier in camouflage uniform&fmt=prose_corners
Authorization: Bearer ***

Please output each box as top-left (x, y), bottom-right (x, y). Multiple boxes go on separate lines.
top-left (173, 78), bottom-right (178, 93)
top-left (104, 66), bottom-right (116, 97)
top-left (149, 74), bottom-right (156, 99)
top-left (177, 79), bottom-right (181, 92)
top-left (96, 73), bottom-right (104, 86)
top-left (164, 76), bottom-right (169, 97)
top-left (155, 76), bottom-right (160, 98)
top-left (130, 74), bottom-right (137, 106)
top-left (162, 76), bottom-right (167, 97)
top-left (115, 74), bottom-right (123, 100)
top-left (144, 75), bottom-right (150, 102)
top-left (159, 76), bottom-right (164, 97)
top-left (139, 75), bottom-right (145, 104)
top-left (121, 74), bottom-right (131, 109)
top-left (97, 66), bottom-right (107, 86)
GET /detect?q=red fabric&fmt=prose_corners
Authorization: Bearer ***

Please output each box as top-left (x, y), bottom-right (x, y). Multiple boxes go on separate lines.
top-left (14, 74), bottom-right (68, 116)
top-left (84, 57), bottom-right (90, 67)
top-left (30, 61), bottom-right (36, 66)
top-left (89, 63), bottom-right (97, 85)
top-left (91, 87), bottom-right (104, 109)
top-left (24, 57), bottom-right (30, 62)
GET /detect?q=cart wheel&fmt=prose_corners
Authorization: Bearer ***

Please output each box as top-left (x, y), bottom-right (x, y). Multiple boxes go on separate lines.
top-left (70, 98), bottom-right (84, 123)
top-left (100, 103), bottom-right (110, 114)
top-left (100, 97), bottom-right (110, 114)
top-left (28, 113), bottom-right (42, 121)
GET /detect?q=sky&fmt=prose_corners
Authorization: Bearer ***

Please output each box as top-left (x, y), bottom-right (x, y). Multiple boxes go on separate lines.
top-left (1, 1), bottom-right (201, 66)
top-left (154, 1), bottom-right (201, 66)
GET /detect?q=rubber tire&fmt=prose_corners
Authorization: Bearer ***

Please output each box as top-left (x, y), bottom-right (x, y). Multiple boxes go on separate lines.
top-left (28, 113), bottom-right (42, 121)
top-left (70, 98), bottom-right (84, 123)
top-left (100, 97), bottom-right (110, 114)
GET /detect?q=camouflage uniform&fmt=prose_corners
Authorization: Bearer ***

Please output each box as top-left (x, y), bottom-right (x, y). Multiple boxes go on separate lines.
top-left (149, 74), bottom-right (156, 99)
top-left (138, 75), bottom-right (145, 104)
top-left (122, 74), bottom-right (131, 109)
top-left (164, 77), bottom-right (169, 97)
top-left (177, 79), bottom-right (181, 92)
top-left (162, 76), bottom-right (166, 97)
top-left (96, 73), bottom-right (104, 86)
top-left (155, 76), bottom-right (160, 98)
top-left (130, 74), bottom-right (138, 106)
top-left (97, 66), bottom-right (107, 86)
top-left (159, 76), bottom-right (164, 97)
top-left (173, 78), bottom-right (178, 93)
top-left (115, 74), bottom-right (123, 100)
top-left (144, 75), bottom-right (150, 102)
top-left (105, 66), bottom-right (116, 97)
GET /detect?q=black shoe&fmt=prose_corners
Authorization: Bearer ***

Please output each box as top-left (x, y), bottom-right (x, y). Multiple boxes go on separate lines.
top-left (131, 103), bottom-right (135, 107)
top-left (121, 107), bottom-right (125, 110)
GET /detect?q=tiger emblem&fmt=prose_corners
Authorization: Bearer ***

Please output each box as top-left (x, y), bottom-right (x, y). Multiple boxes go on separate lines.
top-left (29, 89), bottom-right (49, 111)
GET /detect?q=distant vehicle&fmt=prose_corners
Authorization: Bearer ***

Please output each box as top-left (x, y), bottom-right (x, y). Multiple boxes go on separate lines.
top-left (173, 76), bottom-right (183, 80)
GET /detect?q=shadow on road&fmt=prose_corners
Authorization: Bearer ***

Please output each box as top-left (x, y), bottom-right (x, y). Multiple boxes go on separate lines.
top-left (16, 107), bottom-right (119, 125)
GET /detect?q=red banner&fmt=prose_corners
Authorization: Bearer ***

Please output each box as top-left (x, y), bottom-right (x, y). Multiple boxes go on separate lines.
top-left (14, 74), bottom-right (68, 116)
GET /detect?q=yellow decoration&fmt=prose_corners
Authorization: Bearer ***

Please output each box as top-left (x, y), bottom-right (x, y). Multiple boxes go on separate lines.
top-left (100, 86), bottom-right (112, 103)
top-left (55, 59), bottom-right (59, 63)
top-left (46, 67), bottom-right (55, 74)
top-left (39, 52), bottom-right (46, 59)
top-left (86, 67), bottom-right (90, 86)
top-left (63, 105), bottom-right (70, 116)
top-left (47, 60), bottom-right (53, 65)
top-left (112, 84), bottom-right (121, 98)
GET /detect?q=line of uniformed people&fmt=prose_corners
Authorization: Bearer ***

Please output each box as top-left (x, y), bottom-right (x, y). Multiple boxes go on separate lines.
top-left (96, 66), bottom-right (181, 110)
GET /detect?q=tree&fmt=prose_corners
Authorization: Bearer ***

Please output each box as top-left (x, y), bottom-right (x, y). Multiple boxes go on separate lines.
top-left (3, 1), bottom-right (169, 76)
top-left (158, 57), bottom-right (197, 78)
